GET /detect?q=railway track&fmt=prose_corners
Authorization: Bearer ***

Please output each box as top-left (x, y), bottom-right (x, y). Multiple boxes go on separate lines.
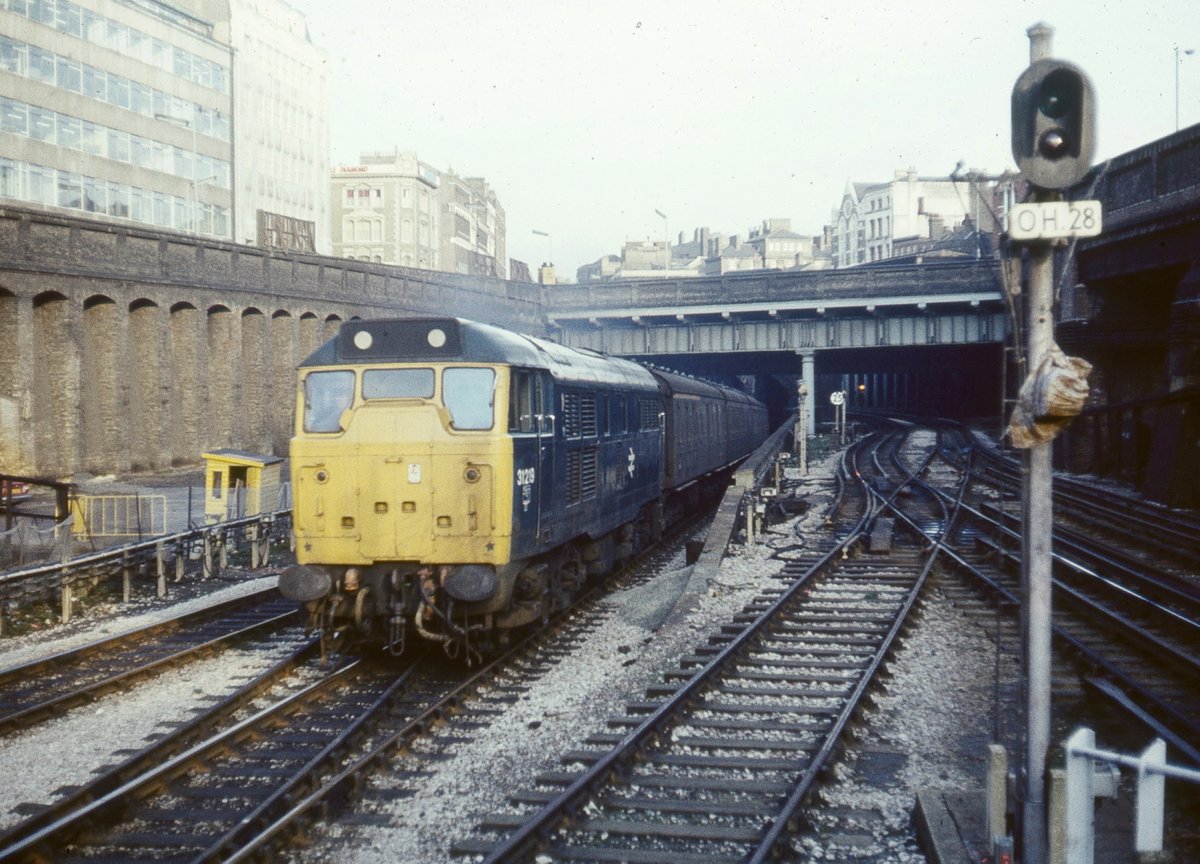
top-left (964, 433), bottom-right (1200, 577)
top-left (0, 588), bottom-right (297, 736)
top-left (0, 502), bottom-right (721, 863)
top-left (445, 430), bottom-right (954, 862)
top-left (890, 423), bottom-right (1200, 764)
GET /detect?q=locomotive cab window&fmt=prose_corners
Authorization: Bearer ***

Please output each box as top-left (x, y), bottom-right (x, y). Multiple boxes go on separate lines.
top-left (443, 367), bottom-right (495, 430)
top-left (510, 370), bottom-right (551, 434)
top-left (363, 368), bottom-right (434, 399)
top-left (303, 370), bottom-right (355, 433)
top-left (509, 368), bottom-right (535, 433)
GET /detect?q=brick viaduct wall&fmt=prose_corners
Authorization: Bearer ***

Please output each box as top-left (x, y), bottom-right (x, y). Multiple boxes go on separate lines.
top-left (0, 206), bottom-right (547, 478)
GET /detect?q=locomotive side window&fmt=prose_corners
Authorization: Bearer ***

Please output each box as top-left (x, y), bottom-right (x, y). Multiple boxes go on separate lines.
top-left (509, 369), bottom-right (535, 433)
top-left (363, 368), bottom-right (434, 399)
top-left (303, 370), bottom-right (355, 433)
top-left (443, 367), bottom-right (495, 430)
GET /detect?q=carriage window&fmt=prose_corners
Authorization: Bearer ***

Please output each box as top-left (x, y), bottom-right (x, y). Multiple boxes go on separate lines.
top-left (363, 368), bottom-right (434, 399)
top-left (443, 367), bottom-right (495, 430)
top-left (303, 370), bottom-right (355, 433)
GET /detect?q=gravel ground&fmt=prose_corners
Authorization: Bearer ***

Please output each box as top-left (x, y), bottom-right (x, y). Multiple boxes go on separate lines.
top-left (0, 573), bottom-right (284, 832)
top-left (292, 453), bottom-right (1005, 864)
top-left (0, 448), bottom-right (1009, 862)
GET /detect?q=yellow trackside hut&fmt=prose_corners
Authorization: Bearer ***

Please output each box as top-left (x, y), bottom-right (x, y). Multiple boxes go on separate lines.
top-left (202, 450), bottom-right (284, 523)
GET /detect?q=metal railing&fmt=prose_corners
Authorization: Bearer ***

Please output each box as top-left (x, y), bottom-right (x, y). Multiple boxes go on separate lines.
top-left (0, 507), bottom-right (292, 633)
top-left (71, 494), bottom-right (168, 539)
top-left (1063, 726), bottom-right (1200, 863)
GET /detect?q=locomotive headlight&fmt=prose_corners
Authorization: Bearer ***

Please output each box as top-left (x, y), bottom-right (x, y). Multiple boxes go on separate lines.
top-left (315, 469), bottom-right (329, 484)
top-left (464, 466), bottom-right (481, 483)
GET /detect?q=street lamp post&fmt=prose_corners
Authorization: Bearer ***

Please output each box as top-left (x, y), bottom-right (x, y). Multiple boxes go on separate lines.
top-left (654, 208), bottom-right (669, 271)
top-left (531, 228), bottom-right (552, 265)
top-left (1177, 45), bottom-right (1195, 131)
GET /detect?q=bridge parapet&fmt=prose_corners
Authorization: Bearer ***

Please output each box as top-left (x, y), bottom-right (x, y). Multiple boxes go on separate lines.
top-left (548, 259), bottom-right (1005, 324)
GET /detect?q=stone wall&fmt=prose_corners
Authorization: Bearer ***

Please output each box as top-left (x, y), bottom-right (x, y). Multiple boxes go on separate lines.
top-left (0, 205), bottom-right (546, 478)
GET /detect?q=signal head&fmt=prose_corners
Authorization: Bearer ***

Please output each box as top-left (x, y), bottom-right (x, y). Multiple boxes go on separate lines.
top-left (1011, 59), bottom-right (1096, 189)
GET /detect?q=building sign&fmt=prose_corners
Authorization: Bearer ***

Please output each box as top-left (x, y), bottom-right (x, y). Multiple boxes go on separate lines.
top-left (257, 210), bottom-right (315, 253)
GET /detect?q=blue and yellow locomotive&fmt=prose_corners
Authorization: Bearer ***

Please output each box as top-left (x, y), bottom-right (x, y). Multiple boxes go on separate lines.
top-left (278, 317), bottom-right (767, 660)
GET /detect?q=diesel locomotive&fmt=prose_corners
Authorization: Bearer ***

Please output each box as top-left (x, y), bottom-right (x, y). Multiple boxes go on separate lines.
top-left (278, 317), bottom-right (768, 661)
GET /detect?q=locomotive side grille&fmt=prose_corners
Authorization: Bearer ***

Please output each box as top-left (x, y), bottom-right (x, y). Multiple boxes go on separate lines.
top-left (639, 398), bottom-right (660, 431)
top-left (565, 447), bottom-right (598, 506)
top-left (562, 393), bottom-right (581, 438)
top-left (580, 396), bottom-right (597, 438)
top-left (580, 447), bottom-right (598, 500)
top-left (566, 450), bottom-right (581, 504)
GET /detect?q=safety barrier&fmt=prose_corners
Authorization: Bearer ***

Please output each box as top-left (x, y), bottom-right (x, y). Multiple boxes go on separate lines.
top-left (1063, 726), bottom-right (1200, 863)
top-left (0, 508), bottom-right (291, 633)
top-left (71, 494), bottom-right (168, 539)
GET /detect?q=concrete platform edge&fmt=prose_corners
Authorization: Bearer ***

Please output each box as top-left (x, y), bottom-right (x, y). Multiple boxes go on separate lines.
top-left (914, 788), bottom-right (985, 864)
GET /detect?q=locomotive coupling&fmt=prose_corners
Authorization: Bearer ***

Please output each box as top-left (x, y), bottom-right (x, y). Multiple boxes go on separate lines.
top-left (278, 564), bottom-right (333, 602)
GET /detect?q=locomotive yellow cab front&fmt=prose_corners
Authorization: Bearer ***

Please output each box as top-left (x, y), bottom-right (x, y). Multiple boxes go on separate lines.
top-left (279, 316), bottom-right (764, 663)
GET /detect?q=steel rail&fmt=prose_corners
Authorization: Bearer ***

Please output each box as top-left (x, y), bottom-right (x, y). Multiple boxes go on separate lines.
top-left (478, 429), bottom-right (931, 863)
top-left (0, 636), bottom-right (322, 855)
top-left (0, 588), bottom-right (291, 735)
top-left (0, 650), bottom-right (361, 863)
top-left (888, 428), bottom-right (1200, 765)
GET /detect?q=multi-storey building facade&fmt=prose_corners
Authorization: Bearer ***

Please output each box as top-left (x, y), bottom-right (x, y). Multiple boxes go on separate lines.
top-left (331, 150), bottom-right (441, 268)
top-left (331, 150), bottom-right (508, 278)
top-left (744, 218), bottom-right (816, 270)
top-left (576, 221), bottom-right (827, 281)
top-left (439, 169), bottom-right (506, 278)
top-left (830, 169), bottom-right (1000, 267)
top-left (0, 0), bottom-right (329, 251)
top-left (0, 0), bottom-right (235, 238)
top-left (199, 0), bottom-right (328, 252)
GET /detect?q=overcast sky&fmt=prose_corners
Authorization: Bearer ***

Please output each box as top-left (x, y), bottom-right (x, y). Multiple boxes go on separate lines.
top-left (287, 0), bottom-right (1199, 278)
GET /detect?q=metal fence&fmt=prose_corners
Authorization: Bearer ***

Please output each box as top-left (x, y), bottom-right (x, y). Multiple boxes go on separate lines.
top-left (71, 494), bottom-right (168, 539)
top-left (0, 508), bottom-right (292, 633)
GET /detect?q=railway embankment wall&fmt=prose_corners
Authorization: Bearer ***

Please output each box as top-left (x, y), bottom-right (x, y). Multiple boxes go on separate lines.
top-left (0, 206), bottom-right (546, 478)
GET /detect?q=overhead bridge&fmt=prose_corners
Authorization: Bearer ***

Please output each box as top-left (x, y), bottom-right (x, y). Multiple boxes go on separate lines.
top-left (546, 259), bottom-right (1011, 430)
top-left (548, 259), bottom-right (1008, 354)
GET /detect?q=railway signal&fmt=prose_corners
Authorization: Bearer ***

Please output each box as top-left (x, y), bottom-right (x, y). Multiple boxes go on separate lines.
top-left (1007, 23), bottom-right (1098, 864)
top-left (1011, 54), bottom-right (1095, 189)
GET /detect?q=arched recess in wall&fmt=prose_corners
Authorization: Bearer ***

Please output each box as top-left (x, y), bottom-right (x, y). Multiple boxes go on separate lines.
top-left (128, 299), bottom-right (166, 471)
top-left (0, 288), bottom-right (21, 470)
top-left (168, 301), bottom-right (202, 465)
top-left (81, 294), bottom-right (121, 473)
top-left (270, 310), bottom-right (296, 455)
top-left (240, 307), bottom-right (269, 453)
top-left (298, 311), bottom-right (322, 362)
top-left (322, 313), bottom-right (343, 343)
top-left (207, 304), bottom-right (237, 450)
top-left (32, 291), bottom-right (75, 475)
